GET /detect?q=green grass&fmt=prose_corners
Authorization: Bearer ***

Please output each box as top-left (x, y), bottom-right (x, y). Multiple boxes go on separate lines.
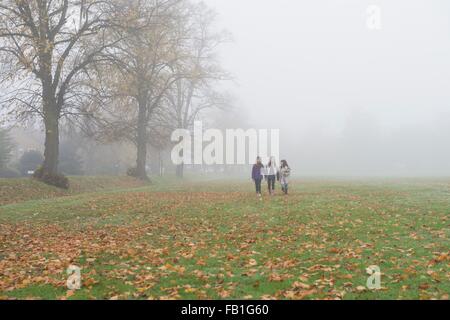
top-left (0, 177), bottom-right (449, 300)
top-left (0, 175), bottom-right (150, 206)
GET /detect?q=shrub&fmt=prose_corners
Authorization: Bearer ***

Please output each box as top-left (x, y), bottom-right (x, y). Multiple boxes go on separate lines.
top-left (33, 167), bottom-right (70, 189)
top-left (126, 167), bottom-right (151, 182)
top-left (127, 167), bottom-right (138, 178)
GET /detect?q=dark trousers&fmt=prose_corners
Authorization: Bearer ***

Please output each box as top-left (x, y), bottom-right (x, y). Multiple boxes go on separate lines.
top-left (267, 175), bottom-right (276, 193)
top-left (254, 178), bottom-right (262, 194)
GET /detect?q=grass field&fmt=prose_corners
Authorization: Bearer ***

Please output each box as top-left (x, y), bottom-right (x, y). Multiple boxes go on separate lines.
top-left (0, 177), bottom-right (449, 300)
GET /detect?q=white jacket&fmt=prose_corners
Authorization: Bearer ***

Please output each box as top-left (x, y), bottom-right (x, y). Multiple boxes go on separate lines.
top-left (264, 164), bottom-right (278, 176)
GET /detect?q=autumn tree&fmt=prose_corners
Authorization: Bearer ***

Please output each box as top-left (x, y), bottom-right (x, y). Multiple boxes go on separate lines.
top-left (93, 0), bottom-right (189, 180)
top-left (0, 0), bottom-right (120, 185)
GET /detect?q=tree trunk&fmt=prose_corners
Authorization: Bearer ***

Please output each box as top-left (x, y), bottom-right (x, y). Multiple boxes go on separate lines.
top-left (42, 109), bottom-right (60, 175)
top-left (136, 102), bottom-right (148, 180)
top-left (158, 150), bottom-right (163, 177)
top-left (175, 135), bottom-right (184, 178)
top-left (176, 163), bottom-right (184, 178)
top-left (41, 80), bottom-right (60, 177)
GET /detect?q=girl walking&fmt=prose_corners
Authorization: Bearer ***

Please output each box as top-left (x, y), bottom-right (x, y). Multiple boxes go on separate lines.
top-left (264, 156), bottom-right (278, 195)
top-left (279, 160), bottom-right (291, 195)
top-left (252, 156), bottom-right (264, 197)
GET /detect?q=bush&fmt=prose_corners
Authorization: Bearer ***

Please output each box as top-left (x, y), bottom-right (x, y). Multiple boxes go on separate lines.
top-left (127, 167), bottom-right (138, 178)
top-left (33, 167), bottom-right (70, 189)
top-left (19, 150), bottom-right (44, 176)
top-left (126, 167), bottom-right (150, 182)
top-left (0, 167), bottom-right (21, 178)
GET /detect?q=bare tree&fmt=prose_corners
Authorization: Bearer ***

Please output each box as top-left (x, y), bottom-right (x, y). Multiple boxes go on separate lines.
top-left (164, 2), bottom-right (230, 177)
top-left (0, 0), bottom-right (119, 183)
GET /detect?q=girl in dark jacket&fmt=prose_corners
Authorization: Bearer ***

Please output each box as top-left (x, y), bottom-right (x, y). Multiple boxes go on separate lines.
top-left (252, 157), bottom-right (264, 197)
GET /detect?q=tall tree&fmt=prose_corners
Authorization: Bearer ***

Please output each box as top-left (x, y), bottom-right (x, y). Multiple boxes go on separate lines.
top-left (0, 0), bottom-right (118, 184)
top-left (164, 2), bottom-right (230, 177)
top-left (93, 0), bottom-right (187, 180)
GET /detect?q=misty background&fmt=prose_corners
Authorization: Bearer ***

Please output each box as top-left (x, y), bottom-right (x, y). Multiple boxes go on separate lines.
top-left (208, 0), bottom-right (450, 176)
top-left (2, 0), bottom-right (450, 178)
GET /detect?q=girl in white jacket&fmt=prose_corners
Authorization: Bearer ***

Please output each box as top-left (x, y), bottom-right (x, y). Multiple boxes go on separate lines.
top-left (264, 156), bottom-right (278, 195)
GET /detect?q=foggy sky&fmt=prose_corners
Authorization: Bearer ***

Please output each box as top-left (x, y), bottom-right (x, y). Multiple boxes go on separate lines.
top-left (207, 0), bottom-right (450, 176)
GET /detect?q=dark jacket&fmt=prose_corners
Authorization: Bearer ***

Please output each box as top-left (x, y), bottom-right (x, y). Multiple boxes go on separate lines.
top-left (252, 164), bottom-right (263, 180)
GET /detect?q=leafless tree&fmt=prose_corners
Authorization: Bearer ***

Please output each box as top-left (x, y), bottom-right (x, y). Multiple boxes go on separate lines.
top-left (164, 2), bottom-right (231, 177)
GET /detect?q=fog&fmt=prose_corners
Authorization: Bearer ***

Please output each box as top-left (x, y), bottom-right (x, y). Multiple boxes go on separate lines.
top-left (208, 0), bottom-right (450, 176)
top-left (2, 0), bottom-right (450, 179)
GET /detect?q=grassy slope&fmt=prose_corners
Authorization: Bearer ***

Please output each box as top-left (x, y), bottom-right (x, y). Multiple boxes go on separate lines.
top-left (0, 178), bottom-right (449, 300)
top-left (0, 176), bottom-right (148, 206)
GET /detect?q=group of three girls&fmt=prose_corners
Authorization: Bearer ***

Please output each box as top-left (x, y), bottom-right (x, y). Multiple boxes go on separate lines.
top-left (252, 156), bottom-right (291, 197)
